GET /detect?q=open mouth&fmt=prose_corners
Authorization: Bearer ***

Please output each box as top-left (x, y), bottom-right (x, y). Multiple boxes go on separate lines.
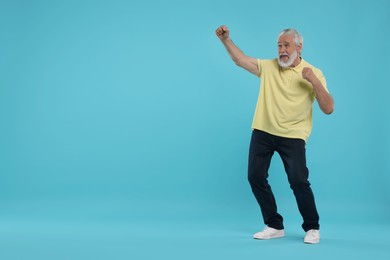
top-left (279, 54), bottom-right (289, 59)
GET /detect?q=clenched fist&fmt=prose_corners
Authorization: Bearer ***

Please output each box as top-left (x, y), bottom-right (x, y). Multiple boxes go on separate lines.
top-left (302, 67), bottom-right (318, 84)
top-left (215, 25), bottom-right (230, 41)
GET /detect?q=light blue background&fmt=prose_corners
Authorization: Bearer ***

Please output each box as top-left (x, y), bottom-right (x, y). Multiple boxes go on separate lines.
top-left (1, 0), bottom-right (389, 259)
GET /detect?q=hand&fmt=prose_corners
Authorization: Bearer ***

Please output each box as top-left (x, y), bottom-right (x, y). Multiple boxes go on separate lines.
top-left (215, 25), bottom-right (230, 41)
top-left (302, 67), bottom-right (318, 84)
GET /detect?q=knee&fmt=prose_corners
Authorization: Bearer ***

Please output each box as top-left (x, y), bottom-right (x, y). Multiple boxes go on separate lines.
top-left (247, 172), bottom-right (256, 185)
top-left (287, 167), bottom-right (309, 190)
top-left (289, 178), bottom-right (310, 191)
top-left (248, 170), bottom-right (267, 185)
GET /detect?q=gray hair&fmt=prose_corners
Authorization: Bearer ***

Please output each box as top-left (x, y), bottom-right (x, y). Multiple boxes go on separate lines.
top-left (278, 29), bottom-right (303, 47)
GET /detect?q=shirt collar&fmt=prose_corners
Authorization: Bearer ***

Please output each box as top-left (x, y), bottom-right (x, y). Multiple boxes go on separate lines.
top-left (290, 58), bottom-right (306, 72)
top-left (280, 57), bottom-right (306, 72)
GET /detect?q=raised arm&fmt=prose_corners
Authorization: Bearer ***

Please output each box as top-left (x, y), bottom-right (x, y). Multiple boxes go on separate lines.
top-left (302, 68), bottom-right (334, 115)
top-left (215, 25), bottom-right (259, 76)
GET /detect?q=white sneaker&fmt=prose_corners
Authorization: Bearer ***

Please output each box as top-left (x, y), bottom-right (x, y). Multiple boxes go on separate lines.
top-left (253, 226), bottom-right (284, 240)
top-left (304, 229), bottom-right (320, 244)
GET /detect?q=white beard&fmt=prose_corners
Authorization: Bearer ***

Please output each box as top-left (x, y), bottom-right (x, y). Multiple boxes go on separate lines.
top-left (278, 50), bottom-right (298, 68)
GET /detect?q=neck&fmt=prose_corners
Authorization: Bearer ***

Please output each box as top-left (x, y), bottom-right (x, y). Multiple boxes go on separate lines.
top-left (290, 56), bottom-right (302, 67)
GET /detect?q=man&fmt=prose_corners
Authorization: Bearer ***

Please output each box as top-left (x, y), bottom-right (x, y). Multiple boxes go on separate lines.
top-left (215, 25), bottom-right (334, 244)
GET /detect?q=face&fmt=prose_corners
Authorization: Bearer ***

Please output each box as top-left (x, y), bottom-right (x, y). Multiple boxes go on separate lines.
top-left (277, 34), bottom-right (302, 68)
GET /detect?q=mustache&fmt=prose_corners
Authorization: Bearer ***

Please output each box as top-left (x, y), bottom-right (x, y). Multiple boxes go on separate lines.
top-left (279, 53), bottom-right (289, 58)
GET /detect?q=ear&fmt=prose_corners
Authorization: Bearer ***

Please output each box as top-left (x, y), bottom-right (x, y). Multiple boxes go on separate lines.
top-left (296, 43), bottom-right (303, 54)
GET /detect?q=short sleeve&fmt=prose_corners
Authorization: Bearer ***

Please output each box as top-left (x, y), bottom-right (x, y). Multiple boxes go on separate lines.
top-left (257, 59), bottom-right (262, 77)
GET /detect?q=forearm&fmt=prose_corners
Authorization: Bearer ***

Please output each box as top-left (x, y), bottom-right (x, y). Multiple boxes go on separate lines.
top-left (312, 80), bottom-right (334, 115)
top-left (221, 38), bottom-right (247, 66)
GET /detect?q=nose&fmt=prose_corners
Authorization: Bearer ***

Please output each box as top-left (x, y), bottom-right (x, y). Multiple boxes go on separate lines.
top-left (279, 45), bottom-right (286, 54)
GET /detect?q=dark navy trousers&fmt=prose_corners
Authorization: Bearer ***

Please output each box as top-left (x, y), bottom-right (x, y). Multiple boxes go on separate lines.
top-left (248, 129), bottom-right (320, 231)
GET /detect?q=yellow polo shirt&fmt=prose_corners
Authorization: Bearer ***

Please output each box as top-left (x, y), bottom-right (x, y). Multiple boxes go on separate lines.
top-left (252, 58), bottom-right (328, 141)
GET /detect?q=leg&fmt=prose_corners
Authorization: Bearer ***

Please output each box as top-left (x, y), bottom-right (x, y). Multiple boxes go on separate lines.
top-left (248, 130), bottom-right (284, 230)
top-left (276, 137), bottom-right (320, 231)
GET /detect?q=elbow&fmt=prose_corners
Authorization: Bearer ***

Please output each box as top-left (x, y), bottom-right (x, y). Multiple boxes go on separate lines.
top-left (324, 108), bottom-right (333, 115)
top-left (234, 59), bottom-right (243, 67)
top-left (233, 56), bottom-right (245, 67)
top-left (323, 103), bottom-right (334, 115)
top-left (323, 96), bottom-right (334, 115)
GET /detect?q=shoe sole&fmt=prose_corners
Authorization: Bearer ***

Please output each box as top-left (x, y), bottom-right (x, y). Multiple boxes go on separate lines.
top-left (253, 234), bottom-right (285, 240)
top-left (304, 240), bottom-right (320, 244)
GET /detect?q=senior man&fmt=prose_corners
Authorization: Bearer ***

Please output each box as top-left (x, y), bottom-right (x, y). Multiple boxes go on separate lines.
top-left (215, 25), bottom-right (334, 244)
